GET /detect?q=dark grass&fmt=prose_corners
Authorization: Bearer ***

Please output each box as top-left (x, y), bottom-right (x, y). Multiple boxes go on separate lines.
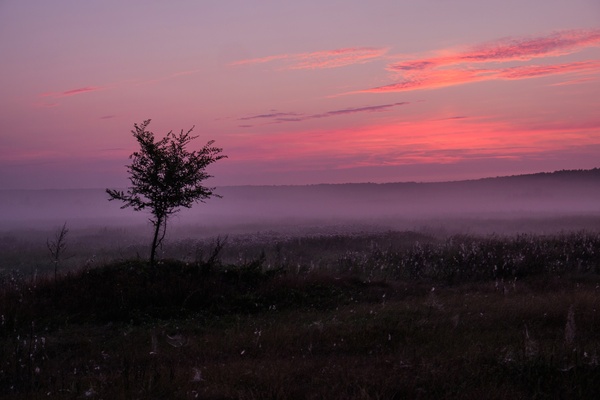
top-left (2, 231), bottom-right (600, 399)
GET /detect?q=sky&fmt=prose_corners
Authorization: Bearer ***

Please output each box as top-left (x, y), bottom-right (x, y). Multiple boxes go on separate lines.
top-left (1, 0), bottom-right (599, 189)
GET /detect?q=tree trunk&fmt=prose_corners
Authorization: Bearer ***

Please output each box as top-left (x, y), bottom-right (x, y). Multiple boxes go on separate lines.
top-left (150, 216), bottom-right (162, 266)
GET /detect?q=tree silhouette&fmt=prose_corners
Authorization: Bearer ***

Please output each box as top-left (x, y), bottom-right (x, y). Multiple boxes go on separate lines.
top-left (107, 120), bottom-right (226, 265)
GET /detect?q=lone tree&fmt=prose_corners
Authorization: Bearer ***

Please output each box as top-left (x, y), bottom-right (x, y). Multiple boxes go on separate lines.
top-left (107, 120), bottom-right (226, 265)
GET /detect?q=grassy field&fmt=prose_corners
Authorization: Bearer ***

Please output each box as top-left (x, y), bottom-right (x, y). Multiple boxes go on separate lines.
top-left (2, 230), bottom-right (600, 399)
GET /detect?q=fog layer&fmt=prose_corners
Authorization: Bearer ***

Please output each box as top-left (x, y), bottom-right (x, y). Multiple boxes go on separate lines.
top-left (1, 169), bottom-right (599, 235)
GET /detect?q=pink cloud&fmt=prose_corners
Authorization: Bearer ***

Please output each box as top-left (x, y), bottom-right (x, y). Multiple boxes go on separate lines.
top-left (360, 70), bottom-right (491, 93)
top-left (549, 77), bottom-right (598, 86)
top-left (37, 68), bottom-right (202, 102)
top-left (498, 60), bottom-right (600, 79)
top-left (230, 47), bottom-right (388, 70)
top-left (228, 115), bottom-right (600, 172)
top-left (229, 54), bottom-right (290, 67)
top-left (357, 60), bottom-right (600, 93)
top-left (347, 29), bottom-right (600, 95)
top-left (228, 115), bottom-right (600, 171)
top-left (389, 29), bottom-right (600, 71)
top-left (40, 86), bottom-right (104, 99)
top-left (61, 86), bottom-right (101, 96)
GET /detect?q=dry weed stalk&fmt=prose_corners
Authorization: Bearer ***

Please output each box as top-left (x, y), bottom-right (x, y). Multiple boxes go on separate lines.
top-left (46, 222), bottom-right (68, 280)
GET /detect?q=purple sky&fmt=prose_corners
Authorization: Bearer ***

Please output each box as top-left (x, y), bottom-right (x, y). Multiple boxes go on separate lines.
top-left (1, 0), bottom-right (599, 189)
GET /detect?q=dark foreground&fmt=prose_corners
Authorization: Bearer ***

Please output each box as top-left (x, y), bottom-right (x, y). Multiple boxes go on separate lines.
top-left (2, 231), bottom-right (600, 399)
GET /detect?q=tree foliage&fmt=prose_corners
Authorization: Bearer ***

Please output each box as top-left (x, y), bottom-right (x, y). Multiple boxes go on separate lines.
top-left (107, 120), bottom-right (226, 265)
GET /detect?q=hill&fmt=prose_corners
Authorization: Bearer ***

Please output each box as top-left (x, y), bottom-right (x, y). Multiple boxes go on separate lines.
top-left (1, 168), bottom-right (599, 231)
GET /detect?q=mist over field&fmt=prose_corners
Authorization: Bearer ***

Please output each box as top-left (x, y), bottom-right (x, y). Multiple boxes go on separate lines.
top-left (1, 169), bottom-right (599, 235)
top-left (4, 171), bottom-right (600, 400)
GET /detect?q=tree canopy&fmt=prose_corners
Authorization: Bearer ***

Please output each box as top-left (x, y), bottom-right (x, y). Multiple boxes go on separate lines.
top-left (107, 120), bottom-right (226, 265)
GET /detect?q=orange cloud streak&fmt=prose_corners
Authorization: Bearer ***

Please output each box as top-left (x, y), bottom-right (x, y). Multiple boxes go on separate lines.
top-left (358, 60), bottom-right (600, 93)
top-left (230, 117), bottom-right (600, 170)
top-left (344, 29), bottom-right (600, 95)
top-left (230, 47), bottom-right (389, 70)
top-left (498, 60), bottom-right (600, 79)
top-left (389, 29), bottom-right (600, 71)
